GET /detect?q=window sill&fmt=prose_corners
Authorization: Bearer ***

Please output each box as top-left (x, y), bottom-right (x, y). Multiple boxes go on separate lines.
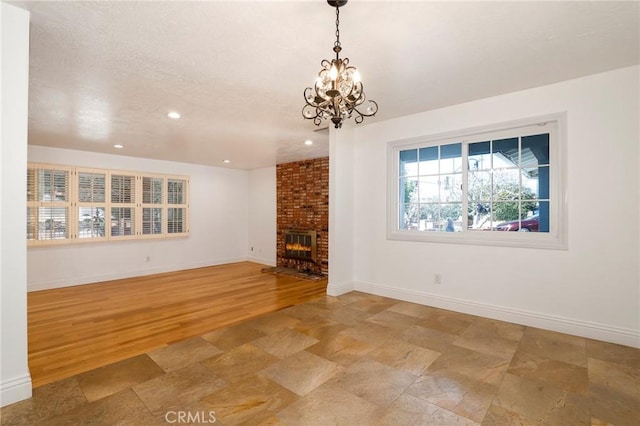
top-left (387, 229), bottom-right (567, 250)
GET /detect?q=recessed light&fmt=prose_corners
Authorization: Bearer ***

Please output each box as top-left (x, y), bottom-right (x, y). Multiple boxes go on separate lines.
top-left (167, 111), bottom-right (181, 119)
top-left (113, 144), bottom-right (124, 149)
top-left (223, 159), bottom-right (231, 164)
top-left (304, 140), bottom-right (313, 146)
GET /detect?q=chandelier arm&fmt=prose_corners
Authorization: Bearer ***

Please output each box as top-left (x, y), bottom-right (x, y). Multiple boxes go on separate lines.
top-left (302, 103), bottom-right (318, 118)
top-left (344, 83), bottom-right (364, 106)
top-left (352, 100), bottom-right (379, 118)
top-left (303, 88), bottom-right (319, 107)
top-left (304, 86), bottom-right (333, 109)
top-left (305, 98), bottom-right (329, 109)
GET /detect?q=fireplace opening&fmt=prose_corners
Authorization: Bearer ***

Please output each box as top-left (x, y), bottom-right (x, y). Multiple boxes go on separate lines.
top-left (284, 229), bottom-right (317, 263)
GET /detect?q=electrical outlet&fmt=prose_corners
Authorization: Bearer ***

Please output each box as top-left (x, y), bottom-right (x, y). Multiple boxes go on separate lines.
top-left (434, 273), bottom-right (442, 285)
top-left (146, 256), bottom-right (151, 262)
top-left (250, 246), bottom-right (254, 252)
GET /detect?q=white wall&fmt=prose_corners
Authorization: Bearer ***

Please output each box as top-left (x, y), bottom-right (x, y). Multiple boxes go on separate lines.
top-left (328, 127), bottom-right (355, 295)
top-left (1, 3), bottom-right (33, 406)
top-left (248, 166), bottom-right (276, 265)
top-left (27, 146), bottom-right (249, 290)
top-left (331, 66), bottom-right (640, 347)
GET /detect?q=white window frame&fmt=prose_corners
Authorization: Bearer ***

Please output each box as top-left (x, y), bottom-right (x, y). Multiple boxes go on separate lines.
top-left (387, 113), bottom-right (567, 250)
top-left (27, 163), bottom-right (190, 247)
top-left (76, 167), bottom-right (108, 242)
top-left (140, 173), bottom-right (166, 239)
top-left (166, 177), bottom-right (190, 237)
top-left (109, 170), bottom-right (138, 240)
top-left (27, 163), bottom-right (73, 246)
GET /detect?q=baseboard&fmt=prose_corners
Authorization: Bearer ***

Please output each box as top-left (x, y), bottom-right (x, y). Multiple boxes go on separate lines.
top-left (327, 280), bottom-right (354, 296)
top-left (27, 257), bottom-right (249, 291)
top-left (1, 373), bottom-right (32, 407)
top-left (353, 280), bottom-right (640, 348)
top-left (246, 256), bottom-right (276, 267)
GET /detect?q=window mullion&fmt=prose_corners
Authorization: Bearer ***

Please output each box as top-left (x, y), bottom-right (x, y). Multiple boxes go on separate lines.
top-left (462, 142), bottom-right (469, 233)
top-left (518, 137), bottom-right (523, 227)
top-left (136, 175), bottom-right (142, 237)
top-left (70, 168), bottom-right (77, 240)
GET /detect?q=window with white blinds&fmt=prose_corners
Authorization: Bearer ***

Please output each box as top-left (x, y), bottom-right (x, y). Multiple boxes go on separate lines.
top-left (27, 163), bottom-right (189, 246)
top-left (77, 169), bottom-right (107, 240)
top-left (167, 178), bottom-right (188, 236)
top-left (141, 175), bottom-right (164, 236)
top-left (27, 164), bottom-right (72, 244)
top-left (110, 173), bottom-right (136, 238)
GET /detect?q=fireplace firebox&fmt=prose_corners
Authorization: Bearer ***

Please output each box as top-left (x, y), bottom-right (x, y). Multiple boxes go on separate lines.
top-left (283, 229), bottom-right (317, 263)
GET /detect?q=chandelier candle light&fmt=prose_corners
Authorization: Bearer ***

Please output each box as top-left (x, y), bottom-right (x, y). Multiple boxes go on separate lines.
top-left (302, 0), bottom-right (378, 129)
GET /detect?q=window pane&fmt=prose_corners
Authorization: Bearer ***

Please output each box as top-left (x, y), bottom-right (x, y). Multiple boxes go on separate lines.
top-left (468, 204), bottom-right (492, 230)
top-left (492, 169), bottom-right (521, 200)
top-left (143, 208), bottom-right (162, 235)
top-left (78, 172), bottom-right (106, 203)
top-left (167, 207), bottom-right (186, 233)
top-left (440, 143), bottom-right (462, 174)
top-left (38, 207), bottom-right (68, 240)
top-left (492, 201), bottom-right (520, 225)
top-left (418, 176), bottom-right (439, 203)
top-left (38, 169), bottom-right (69, 202)
top-left (400, 177), bottom-right (418, 204)
top-left (419, 204), bottom-right (438, 231)
top-left (522, 166), bottom-right (550, 200)
top-left (400, 203), bottom-right (419, 230)
top-left (441, 174), bottom-right (462, 202)
top-left (400, 149), bottom-right (418, 176)
top-left (143, 177), bottom-right (163, 204)
top-left (418, 147), bottom-right (438, 175)
top-left (493, 137), bottom-right (519, 169)
top-left (168, 179), bottom-right (186, 205)
top-left (468, 141), bottom-right (491, 171)
top-left (441, 203), bottom-right (462, 232)
top-left (111, 207), bottom-right (134, 236)
top-left (524, 165), bottom-right (550, 199)
top-left (468, 171), bottom-right (492, 203)
top-left (79, 207), bottom-right (105, 238)
top-left (522, 134), bottom-right (549, 166)
top-left (111, 175), bottom-right (135, 203)
top-left (494, 203), bottom-right (543, 232)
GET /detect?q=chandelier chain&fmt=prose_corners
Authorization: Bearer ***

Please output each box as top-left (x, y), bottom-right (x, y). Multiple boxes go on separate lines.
top-left (334, 7), bottom-right (341, 51)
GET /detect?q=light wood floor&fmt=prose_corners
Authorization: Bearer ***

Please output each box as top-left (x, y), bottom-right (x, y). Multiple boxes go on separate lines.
top-left (27, 261), bottom-right (327, 388)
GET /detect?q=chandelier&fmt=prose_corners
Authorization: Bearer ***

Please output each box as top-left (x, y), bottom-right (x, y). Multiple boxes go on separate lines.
top-left (302, 0), bottom-right (378, 129)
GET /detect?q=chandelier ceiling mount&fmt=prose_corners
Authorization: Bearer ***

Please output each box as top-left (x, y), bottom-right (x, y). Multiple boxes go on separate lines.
top-left (302, 0), bottom-right (378, 129)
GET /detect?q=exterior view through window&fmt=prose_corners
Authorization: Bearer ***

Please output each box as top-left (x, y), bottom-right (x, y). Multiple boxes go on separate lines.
top-left (399, 134), bottom-right (549, 233)
top-left (389, 116), bottom-right (565, 249)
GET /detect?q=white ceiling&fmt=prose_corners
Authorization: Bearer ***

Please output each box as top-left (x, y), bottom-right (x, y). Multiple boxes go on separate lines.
top-left (10, 1), bottom-right (640, 170)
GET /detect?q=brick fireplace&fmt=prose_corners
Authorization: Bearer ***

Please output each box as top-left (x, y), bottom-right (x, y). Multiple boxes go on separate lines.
top-left (276, 157), bottom-right (328, 275)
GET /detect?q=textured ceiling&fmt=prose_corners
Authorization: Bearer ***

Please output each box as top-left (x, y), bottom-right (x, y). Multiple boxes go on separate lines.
top-left (10, 1), bottom-right (640, 170)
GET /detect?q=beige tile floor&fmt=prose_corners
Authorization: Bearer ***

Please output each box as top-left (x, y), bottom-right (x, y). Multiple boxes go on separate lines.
top-left (2, 292), bottom-right (639, 425)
